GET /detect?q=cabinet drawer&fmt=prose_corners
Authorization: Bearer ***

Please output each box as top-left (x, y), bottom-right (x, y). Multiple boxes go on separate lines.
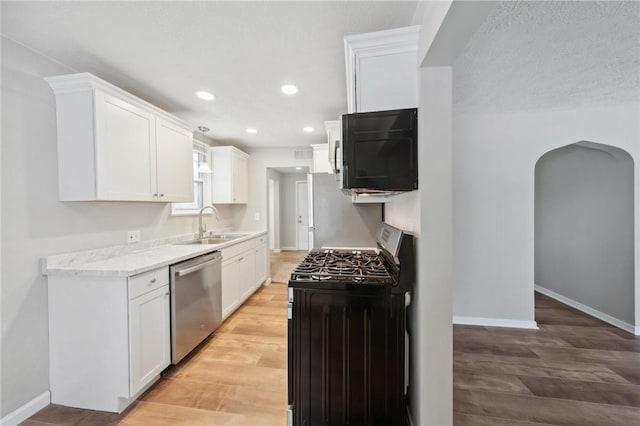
top-left (220, 240), bottom-right (254, 260)
top-left (128, 267), bottom-right (169, 300)
top-left (255, 235), bottom-right (266, 247)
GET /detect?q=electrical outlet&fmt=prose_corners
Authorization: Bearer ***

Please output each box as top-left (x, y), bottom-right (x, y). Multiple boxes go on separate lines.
top-left (254, 212), bottom-right (260, 221)
top-left (127, 230), bottom-right (141, 244)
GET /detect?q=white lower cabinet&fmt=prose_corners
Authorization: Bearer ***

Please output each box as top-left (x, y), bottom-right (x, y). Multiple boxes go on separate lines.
top-left (221, 234), bottom-right (269, 320)
top-left (47, 266), bottom-right (170, 413)
top-left (255, 242), bottom-right (268, 289)
top-left (221, 255), bottom-right (240, 319)
top-left (128, 285), bottom-right (171, 396)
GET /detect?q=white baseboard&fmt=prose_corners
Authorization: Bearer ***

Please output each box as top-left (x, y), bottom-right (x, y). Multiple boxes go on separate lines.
top-left (263, 277), bottom-right (272, 286)
top-left (280, 246), bottom-right (298, 251)
top-left (453, 315), bottom-right (539, 330)
top-left (1, 391), bottom-right (50, 426)
top-left (271, 248), bottom-right (281, 253)
top-left (535, 285), bottom-right (638, 335)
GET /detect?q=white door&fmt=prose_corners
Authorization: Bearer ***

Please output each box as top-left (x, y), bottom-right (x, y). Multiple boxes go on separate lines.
top-left (296, 181), bottom-right (309, 250)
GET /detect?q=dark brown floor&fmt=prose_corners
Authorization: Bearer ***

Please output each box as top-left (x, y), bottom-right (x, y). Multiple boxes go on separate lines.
top-left (454, 292), bottom-right (640, 425)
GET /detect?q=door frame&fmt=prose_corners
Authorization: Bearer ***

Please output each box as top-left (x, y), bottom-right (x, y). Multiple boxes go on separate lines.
top-left (295, 180), bottom-right (309, 250)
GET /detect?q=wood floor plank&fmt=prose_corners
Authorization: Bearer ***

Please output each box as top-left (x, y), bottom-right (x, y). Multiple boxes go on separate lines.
top-left (139, 377), bottom-right (230, 411)
top-left (453, 371), bottom-right (532, 395)
top-left (454, 389), bottom-right (640, 426)
top-left (560, 335), bottom-right (640, 353)
top-left (454, 411), bottom-right (557, 426)
top-left (537, 324), bottom-right (634, 340)
top-left (608, 365), bottom-right (640, 385)
top-left (454, 328), bottom-right (572, 348)
top-left (530, 345), bottom-right (640, 365)
top-left (453, 352), bottom-right (631, 385)
top-left (117, 400), bottom-right (238, 426)
top-left (454, 339), bottom-right (541, 358)
top-left (518, 376), bottom-right (640, 408)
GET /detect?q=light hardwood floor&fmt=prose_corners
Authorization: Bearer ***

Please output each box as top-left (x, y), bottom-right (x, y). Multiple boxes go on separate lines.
top-left (23, 250), bottom-right (307, 426)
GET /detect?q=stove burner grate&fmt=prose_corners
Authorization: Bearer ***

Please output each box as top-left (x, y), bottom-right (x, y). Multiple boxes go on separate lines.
top-left (290, 249), bottom-right (394, 285)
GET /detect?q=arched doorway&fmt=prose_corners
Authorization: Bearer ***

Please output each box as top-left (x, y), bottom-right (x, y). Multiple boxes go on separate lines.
top-left (534, 141), bottom-right (635, 331)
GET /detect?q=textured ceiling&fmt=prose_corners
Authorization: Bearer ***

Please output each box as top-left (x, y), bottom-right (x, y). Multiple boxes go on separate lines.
top-left (1, 1), bottom-right (417, 148)
top-left (453, 0), bottom-right (640, 113)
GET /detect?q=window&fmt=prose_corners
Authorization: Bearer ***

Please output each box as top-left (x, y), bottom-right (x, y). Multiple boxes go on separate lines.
top-left (171, 142), bottom-right (212, 215)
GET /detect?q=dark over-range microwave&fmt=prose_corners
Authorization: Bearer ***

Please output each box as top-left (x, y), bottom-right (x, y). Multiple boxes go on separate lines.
top-left (341, 108), bottom-right (418, 194)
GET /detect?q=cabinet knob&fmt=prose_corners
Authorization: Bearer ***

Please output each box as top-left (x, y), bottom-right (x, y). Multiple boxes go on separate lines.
top-left (159, 194), bottom-right (165, 197)
top-left (153, 193), bottom-right (158, 197)
top-left (150, 278), bottom-right (156, 285)
top-left (238, 257), bottom-right (244, 262)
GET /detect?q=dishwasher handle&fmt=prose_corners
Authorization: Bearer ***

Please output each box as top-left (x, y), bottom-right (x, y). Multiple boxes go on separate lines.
top-left (174, 252), bottom-right (222, 277)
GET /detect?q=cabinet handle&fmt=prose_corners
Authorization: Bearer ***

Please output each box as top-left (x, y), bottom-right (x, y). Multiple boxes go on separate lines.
top-left (165, 291), bottom-right (170, 296)
top-left (153, 193), bottom-right (158, 197)
top-left (149, 278), bottom-right (156, 285)
top-left (159, 194), bottom-right (165, 197)
top-left (238, 257), bottom-right (244, 262)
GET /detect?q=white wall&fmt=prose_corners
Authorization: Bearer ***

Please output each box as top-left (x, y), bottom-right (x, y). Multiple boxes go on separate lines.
top-left (0, 37), bottom-right (237, 417)
top-left (535, 142), bottom-right (634, 326)
top-left (279, 173), bottom-right (307, 249)
top-left (266, 169), bottom-right (281, 250)
top-left (453, 105), bottom-right (640, 329)
top-left (239, 148), bottom-right (312, 234)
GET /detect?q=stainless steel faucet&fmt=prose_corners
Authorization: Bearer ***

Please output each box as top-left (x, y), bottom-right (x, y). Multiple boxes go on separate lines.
top-left (198, 205), bottom-right (220, 239)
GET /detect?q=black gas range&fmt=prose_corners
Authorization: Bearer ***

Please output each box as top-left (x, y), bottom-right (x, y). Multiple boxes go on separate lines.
top-left (287, 223), bottom-right (414, 426)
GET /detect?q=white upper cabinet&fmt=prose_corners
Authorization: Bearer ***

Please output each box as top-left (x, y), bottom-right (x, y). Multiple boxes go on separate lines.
top-left (210, 146), bottom-right (249, 204)
top-left (155, 117), bottom-right (193, 202)
top-left (311, 143), bottom-right (330, 174)
top-left (45, 73), bottom-right (194, 202)
top-left (344, 26), bottom-right (420, 113)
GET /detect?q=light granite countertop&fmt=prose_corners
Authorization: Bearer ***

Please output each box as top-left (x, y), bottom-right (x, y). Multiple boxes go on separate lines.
top-left (43, 231), bottom-right (267, 277)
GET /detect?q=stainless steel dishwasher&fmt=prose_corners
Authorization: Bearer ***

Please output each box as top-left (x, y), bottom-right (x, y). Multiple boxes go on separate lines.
top-left (170, 251), bottom-right (222, 364)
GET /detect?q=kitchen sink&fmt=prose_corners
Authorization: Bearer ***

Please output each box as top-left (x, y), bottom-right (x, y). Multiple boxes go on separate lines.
top-left (177, 233), bottom-right (250, 245)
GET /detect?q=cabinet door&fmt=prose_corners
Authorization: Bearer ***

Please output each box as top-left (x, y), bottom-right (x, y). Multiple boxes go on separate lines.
top-left (312, 144), bottom-right (329, 174)
top-left (222, 258), bottom-right (239, 319)
top-left (129, 285), bottom-right (170, 396)
top-left (231, 151), bottom-right (248, 203)
top-left (95, 93), bottom-right (156, 201)
top-left (356, 51), bottom-right (417, 112)
top-left (238, 250), bottom-right (255, 302)
top-left (255, 243), bottom-right (268, 288)
top-left (155, 118), bottom-right (193, 202)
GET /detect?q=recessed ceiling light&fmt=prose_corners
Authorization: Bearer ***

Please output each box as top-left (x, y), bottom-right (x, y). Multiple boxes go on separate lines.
top-left (303, 126), bottom-right (314, 133)
top-left (281, 84), bottom-right (298, 95)
top-left (246, 128), bottom-right (257, 134)
top-left (296, 167), bottom-right (302, 170)
top-left (195, 91), bottom-right (215, 101)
